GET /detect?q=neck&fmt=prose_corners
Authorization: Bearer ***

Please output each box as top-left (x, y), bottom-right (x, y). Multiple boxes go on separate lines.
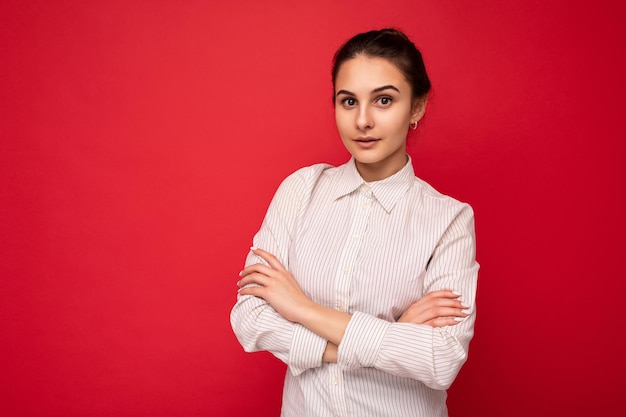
top-left (354, 154), bottom-right (408, 182)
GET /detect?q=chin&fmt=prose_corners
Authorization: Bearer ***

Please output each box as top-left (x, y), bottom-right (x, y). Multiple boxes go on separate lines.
top-left (353, 154), bottom-right (387, 165)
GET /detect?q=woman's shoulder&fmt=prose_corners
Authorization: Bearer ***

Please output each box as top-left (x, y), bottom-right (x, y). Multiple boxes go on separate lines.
top-left (412, 175), bottom-right (474, 215)
top-left (283, 160), bottom-right (353, 186)
top-left (274, 162), bottom-right (337, 197)
top-left (287, 163), bottom-right (336, 182)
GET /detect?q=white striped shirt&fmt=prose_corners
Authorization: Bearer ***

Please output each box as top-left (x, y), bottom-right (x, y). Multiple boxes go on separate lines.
top-left (230, 157), bottom-right (479, 417)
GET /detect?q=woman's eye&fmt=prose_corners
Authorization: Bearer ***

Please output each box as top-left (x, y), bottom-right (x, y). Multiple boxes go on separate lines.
top-left (377, 97), bottom-right (392, 106)
top-left (342, 97), bottom-right (357, 107)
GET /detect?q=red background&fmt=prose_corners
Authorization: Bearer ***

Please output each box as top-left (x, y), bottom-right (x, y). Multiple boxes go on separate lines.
top-left (2, 1), bottom-right (624, 416)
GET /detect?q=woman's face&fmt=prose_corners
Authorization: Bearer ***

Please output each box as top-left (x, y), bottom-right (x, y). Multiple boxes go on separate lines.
top-left (334, 55), bottom-right (426, 181)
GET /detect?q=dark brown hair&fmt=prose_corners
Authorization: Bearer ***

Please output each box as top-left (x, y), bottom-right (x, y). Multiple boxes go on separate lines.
top-left (332, 28), bottom-right (431, 100)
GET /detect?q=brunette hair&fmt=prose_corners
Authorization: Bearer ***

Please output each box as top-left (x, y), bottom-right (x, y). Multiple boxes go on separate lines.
top-left (331, 28), bottom-right (431, 100)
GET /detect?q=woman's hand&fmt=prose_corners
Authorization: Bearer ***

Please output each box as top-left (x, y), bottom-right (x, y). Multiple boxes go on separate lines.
top-left (237, 247), bottom-right (314, 323)
top-left (398, 290), bottom-right (469, 327)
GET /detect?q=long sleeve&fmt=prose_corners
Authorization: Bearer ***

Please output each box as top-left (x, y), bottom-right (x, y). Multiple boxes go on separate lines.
top-left (337, 204), bottom-right (479, 390)
top-left (232, 158), bottom-right (480, 416)
top-left (230, 165), bottom-right (331, 375)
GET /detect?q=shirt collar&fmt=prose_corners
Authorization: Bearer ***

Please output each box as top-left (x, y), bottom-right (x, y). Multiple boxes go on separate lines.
top-left (332, 156), bottom-right (415, 213)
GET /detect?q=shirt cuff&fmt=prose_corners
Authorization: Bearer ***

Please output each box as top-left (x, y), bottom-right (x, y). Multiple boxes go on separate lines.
top-left (337, 311), bottom-right (390, 371)
top-left (288, 323), bottom-right (327, 376)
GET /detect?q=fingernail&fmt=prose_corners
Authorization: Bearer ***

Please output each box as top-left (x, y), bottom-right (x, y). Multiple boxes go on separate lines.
top-left (462, 309), bottom-right (471, 315)
top-left (454, 317), bottom-right (465, 322)
top-left (250, 246), bottom-right (258, 251)
top-left (238, 270), bottom-right (243, 277)
top-left (452, 291), bottom-right (462, 296)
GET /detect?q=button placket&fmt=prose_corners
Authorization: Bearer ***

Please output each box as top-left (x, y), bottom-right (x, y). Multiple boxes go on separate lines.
top-left (335, 185), bottom-right (372, 313)
top-left (329, 185), bottom-right (372, 417)
top-left (328, 363), bottom-right (348, 417)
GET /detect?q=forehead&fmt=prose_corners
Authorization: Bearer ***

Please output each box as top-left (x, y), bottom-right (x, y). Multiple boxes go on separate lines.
top-left (334, 55), bottom-right (409, 92)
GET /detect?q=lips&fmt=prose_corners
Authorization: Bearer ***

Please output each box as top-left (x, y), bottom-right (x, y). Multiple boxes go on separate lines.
top-left (354, 137), bottom-right (380, 149)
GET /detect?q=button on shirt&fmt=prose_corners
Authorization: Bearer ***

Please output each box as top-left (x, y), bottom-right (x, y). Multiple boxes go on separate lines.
top-left (231, 157), bottom-right (479, 417)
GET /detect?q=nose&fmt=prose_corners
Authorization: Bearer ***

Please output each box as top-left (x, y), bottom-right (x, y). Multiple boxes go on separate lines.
top-left (356, 104), bottom-right (374, 131)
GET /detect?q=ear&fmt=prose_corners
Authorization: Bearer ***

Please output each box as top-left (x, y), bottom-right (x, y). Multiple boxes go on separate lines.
top-left (410, 96), bottom-right (428, 124)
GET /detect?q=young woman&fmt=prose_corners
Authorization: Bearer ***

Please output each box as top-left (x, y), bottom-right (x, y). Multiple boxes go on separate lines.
top-left (231, 28), bottom-right (479, 417)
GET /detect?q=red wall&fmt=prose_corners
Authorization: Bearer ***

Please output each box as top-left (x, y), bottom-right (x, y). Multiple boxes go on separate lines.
top-left (1, 1), bottom-right (624, 416)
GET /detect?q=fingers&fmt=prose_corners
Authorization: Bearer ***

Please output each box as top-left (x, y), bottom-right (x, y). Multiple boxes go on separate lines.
top-left (238, 282), bottom-right (267, 299)
top-left (236, 247), bottom-right (290, 299)
top-left (407, 293), bottom-right (468, 316)
top-left (235, 270), bottom-right (271, 305)
top-left (237, 248), bottom-right (285, 288)
top-left (421, 289), bottom-right (464, 301)
top-left (249, 247), bottom-right (285, 271)
top-left (237, 271), bottom-right (271, 289)
top-left (398, 289), bottom-right (471, 326)
top-left (424, 316), bottom-right (466, 327)
top-left (239, 262), bottom-right (274, 279)
top-left (237, 246), bottom-right (289, 289)
top-left (423, 306), bottom-right (468, 320)
top-left (401, 305), bottom-right (467, 325)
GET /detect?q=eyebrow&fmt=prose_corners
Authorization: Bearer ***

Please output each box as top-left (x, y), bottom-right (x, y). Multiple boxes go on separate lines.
top-left (335, 85), bottom-right (400, 98)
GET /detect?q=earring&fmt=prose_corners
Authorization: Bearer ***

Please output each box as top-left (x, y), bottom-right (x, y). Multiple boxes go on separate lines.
top-left (410, 121), bottom-right (418, 130)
